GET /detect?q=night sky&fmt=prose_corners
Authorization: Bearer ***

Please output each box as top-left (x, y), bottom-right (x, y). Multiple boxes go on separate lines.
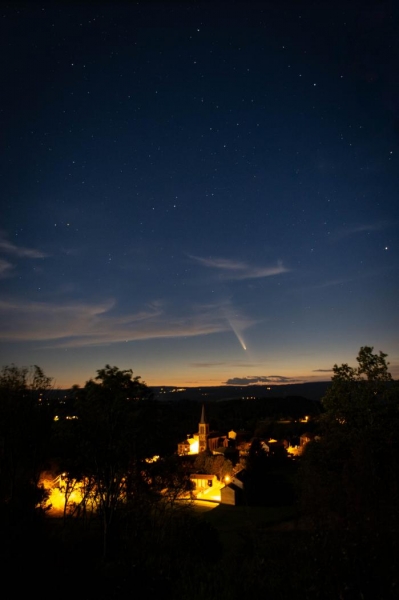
top-left (1, 1), bottom-right (398, 389)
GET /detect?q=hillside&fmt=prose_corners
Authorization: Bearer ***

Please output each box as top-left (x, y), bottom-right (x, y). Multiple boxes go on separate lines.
top-left (152, 381), bottom-right (332, 402)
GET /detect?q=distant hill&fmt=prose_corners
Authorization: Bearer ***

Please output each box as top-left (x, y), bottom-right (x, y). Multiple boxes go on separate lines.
top-left (151, 381), bottom-right (332, 402)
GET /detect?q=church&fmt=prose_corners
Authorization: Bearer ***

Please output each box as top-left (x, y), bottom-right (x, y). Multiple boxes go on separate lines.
top-left (177, 404), bottom-right (238, 456)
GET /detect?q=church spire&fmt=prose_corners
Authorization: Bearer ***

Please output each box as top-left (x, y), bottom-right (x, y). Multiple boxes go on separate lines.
top-left (198, 403), bottom-right (209, 453)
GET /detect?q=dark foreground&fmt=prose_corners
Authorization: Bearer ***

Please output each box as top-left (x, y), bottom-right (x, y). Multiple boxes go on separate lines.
top-left (2, 501), bottom-right (397, 600)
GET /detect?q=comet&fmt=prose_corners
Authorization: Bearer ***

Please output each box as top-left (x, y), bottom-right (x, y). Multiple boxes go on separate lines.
top-left (227, 318), bottom-right (247, 351)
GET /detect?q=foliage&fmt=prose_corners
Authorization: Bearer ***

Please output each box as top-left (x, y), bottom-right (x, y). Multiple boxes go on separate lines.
top-left (4, 353), bottom-right (399, 597)
top-left (321, 346), bottom-right (393, 427)
top-left (0, 364), bottom-right (54, 522)
top-left (193, 452), bottom-right (234, 481)
top-left (54, 365), bottom-right (155, 558)
top-left (146, 454), bottom-right (194, 506)
top-left (298, 346), bottom-right (399, 597)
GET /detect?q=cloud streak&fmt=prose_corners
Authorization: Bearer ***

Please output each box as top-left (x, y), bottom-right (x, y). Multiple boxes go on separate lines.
top-left (0, 232), bottom-right (48, 259)
top-left (190, 361), bottom-right (262, 369)
top-left (332, 220), bottom-right (394, 240)
top-left (224, 375), bottom-right (302, 385)
top-left (189, 255), bottom-right (289, 280)
top-left (190, 362), bottom-right (226, 368)
top-left (0, 298), bottom-right (248, 348)
top-left (0, 259), bottom-right (13, 278)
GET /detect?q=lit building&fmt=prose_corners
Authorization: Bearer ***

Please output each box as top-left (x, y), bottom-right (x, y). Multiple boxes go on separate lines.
top-left (177, 404), bottom-right (210, 455)
top-left (177, 404), bottom-right (229, 456)
top-left (177, 404), bottom-right (250, 457)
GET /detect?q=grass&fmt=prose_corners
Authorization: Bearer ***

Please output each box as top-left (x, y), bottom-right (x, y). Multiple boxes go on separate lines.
top-left (198, 502), bottom-right (299, 551)
top-left (202, 502), bottom-right (297, 529)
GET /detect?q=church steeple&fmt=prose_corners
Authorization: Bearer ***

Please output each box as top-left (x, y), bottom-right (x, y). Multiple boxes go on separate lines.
top-left (198, 404), bottom-right (209, 452)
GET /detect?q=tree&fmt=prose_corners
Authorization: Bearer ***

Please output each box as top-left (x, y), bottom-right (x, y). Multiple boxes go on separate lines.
top-left (298, 347), bottom-right (399, 597)
top-left (0, 364), bottom-right (54, 522)
top-left (356, 346), bottom-right (393, 382)
top-left (57, 365), bottom-right (153, 559)
top-left (322, 346), bottom-right (394, 431)
top-left (147, 454), bottom-right (194, 508)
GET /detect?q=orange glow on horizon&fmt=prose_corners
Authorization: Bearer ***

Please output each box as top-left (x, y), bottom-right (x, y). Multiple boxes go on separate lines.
top-left (54, 373), bottom-right (331, 390)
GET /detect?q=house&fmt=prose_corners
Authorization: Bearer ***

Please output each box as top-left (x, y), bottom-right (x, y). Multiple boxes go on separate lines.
top-left (299, 432), bottom-right (316, 453)
top-left (190, 473), bottom-right (217, 491)
top-left (177, 438), bottom-right (191, 456)
top-left (220, 471), bottom-right (246, 506)
top-left (220, 482), bottom-right (243, 506)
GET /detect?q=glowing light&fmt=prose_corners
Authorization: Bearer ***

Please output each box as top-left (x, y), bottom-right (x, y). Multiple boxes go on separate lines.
top-left (188, 439), bottom-right (199, 454)
top-left (145, 455), bottom-right (160, 463)
top-left (40, 473), bottom-right (87, 516)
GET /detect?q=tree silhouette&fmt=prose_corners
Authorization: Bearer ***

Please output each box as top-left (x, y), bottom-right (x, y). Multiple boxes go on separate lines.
top-left (57, 365), bottom-right (153, 559)
top-left (0, 364), bottom-right (54, 522)
top-left (298, 347), bottom-right (399, 597)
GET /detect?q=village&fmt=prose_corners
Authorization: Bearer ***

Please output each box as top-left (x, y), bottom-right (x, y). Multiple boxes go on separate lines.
top-left (42, 401), bottom-right (314, 513)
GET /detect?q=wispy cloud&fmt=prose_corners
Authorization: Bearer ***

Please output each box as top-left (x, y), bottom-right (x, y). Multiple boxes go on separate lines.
top-left (224, 375), bottom-right (302, 385)
top-left (310, 264), bottom-right (392, 290)
top-left (191, 361), bottom-right (260, 369)
top-left (312, 277), bottom-right (354, 289)
top-left (189, 255), bottom-right (289, 280)
top-left (0, 298), bottom-right (240, 348)
top-left (190, 362), bottom-right (226, 368)
top-left (191, 257), bottom-right (248, 271)
top-left (332, 220), bottom-right (394, 240)
top-left (0, 232), bottom-right (49, 258)
top-left (312, 368), bottom-right (333, 373)
top-left (0, 259), bottom-right (13, 278)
